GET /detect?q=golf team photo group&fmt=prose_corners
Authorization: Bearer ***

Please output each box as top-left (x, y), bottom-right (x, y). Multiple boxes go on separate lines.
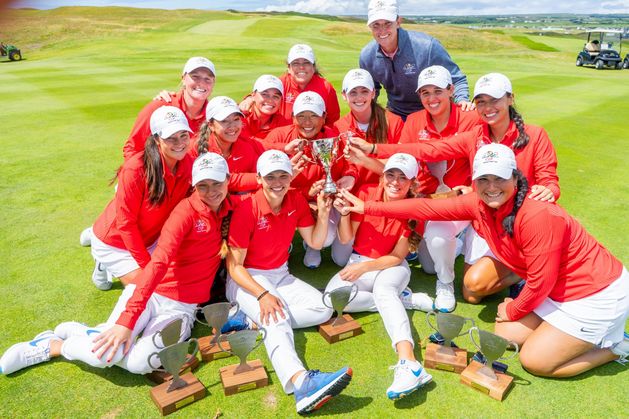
top-left (1, 0), bottom-right (628, 416)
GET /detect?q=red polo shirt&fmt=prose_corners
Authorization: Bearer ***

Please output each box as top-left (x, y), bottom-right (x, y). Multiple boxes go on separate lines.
top-left (116, 192), bottom-right (234, 329)
top-left (241, 108), bottom-right (291, 155)
top-left (400, 103), bottom-right (481, 194)
top-left (334, 110), bottom-right (403, 187)
top-left (365, 193), bottom-right (622, 321)
top-left (279, 73), bottom-right (340, 125)
top-left (229, 189), bottom-right (313, 270)
top-left (351, 184), bottom-right (424, 258)
top-left (122, 91), bottom-right (206, 161)
top-left (92, 153), bottom-right (193, 269)
top-left (377, 122), bottom-right (561, 200)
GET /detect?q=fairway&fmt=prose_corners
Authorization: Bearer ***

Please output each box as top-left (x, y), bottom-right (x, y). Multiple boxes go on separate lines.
top-left (0, 7), bottom-right (628, 418)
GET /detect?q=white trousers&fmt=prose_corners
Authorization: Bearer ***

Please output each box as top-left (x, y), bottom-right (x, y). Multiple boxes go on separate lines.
top-left (306, 208), bottom-right (354, 266)
top-left (324, 253), bottom-right (413, 350)
top-left (421, 220), bottom-right (471, 284)
top-left (61, 284), bottom-right (196, 374)
top-left (226, 263), bottom-right (333, 394)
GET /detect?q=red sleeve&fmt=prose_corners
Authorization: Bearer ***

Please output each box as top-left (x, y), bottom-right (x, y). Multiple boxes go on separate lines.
top-left (295, 193), bottom-right (315, 228)
top-left (350, 187), bottom-right (370, 223)
top-left (398, 116), bottom-right (418, 144)
top-left (505, 206), bottom-right (566, 321)
top-left (116, 202), bottom-right (193, 329)
top-left (122, 101), bottom-right (158, 161)
top-left (115, 166), bottom-right (152, 268)
top-left (228, 198), bottom-right (256, 249)
top-left (388, 113), bottom-right (404, 143)
top-left (364, 192), bottom-right (478, 222)
top-left (324, 82), bottom-right (341, 124)
top-left (228, 173), bottom-right (259, 192)
top-left (530, 127), bottom-right (561, 200)
top-left (377, 131), bottom-right (473, 160)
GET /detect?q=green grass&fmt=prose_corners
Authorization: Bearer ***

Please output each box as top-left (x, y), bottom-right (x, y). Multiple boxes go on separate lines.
top-left (1, 7), bottom-right (628, 418)
top-left (510, 35), bottom-right (560, 52)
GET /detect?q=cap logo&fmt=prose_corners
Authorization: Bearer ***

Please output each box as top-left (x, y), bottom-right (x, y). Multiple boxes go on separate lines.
top-left (481, 150), bottom-right (499, 163)
top-left (351, 71), bottom-right (363, 80)
top-left (424, 69), bottom-right (436, 78)
top-left (301, 95), bottom-right (315, 105)
top-left (164, 111), bottom-right (179, 122)
top-left (374, 0), bottom-right (385, 9)
top-left (295, 45), bottom-right (307, 53)
top-left (393, 154), bottom-right (409, 163)
top-left (268, 153), bottom-right (283, 162)
top-left (220, 97), bottom-right (233, 106)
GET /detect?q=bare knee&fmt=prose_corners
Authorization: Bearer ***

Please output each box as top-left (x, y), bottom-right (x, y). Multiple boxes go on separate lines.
top-left (519, 348), bottom-right (556, 377)
top-left (463, 268), bottom-right (493, 295)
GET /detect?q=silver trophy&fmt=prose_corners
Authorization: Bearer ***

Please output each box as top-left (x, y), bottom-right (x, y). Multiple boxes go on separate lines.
top-left (425, 160), bottom-right (452, 193)
top-left (152, 318), bottom-right (183, 349)
top-left (311, 137), bottom-right (340, 194)
top-left (469, 327), bottom-right (519, 381)
top-left (426, 311), bottom-right (475, 357)
top-left (217, 328), bottom-right (266, 374)
top-left (196, 302), bottom-right (239, 344)
top-left (148, 339), bottom-right (199, 392)
top-left (322, 284), bottom-right (358, 327)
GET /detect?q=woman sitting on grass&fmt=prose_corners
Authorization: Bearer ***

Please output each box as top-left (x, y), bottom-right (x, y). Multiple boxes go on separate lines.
top-left (0, 153), bottom-right (237, 376)
top-left (340, 143), bottom-right (629, 378)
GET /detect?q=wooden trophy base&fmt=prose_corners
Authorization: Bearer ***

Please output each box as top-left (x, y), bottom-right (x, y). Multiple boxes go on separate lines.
top-left (146, 353), bottom-right (200, 384)
top-left (199, 335), bottom-right (232, 362)
top-left (460, 360), bottom-right (513, 401)
top-left (219, 359), bottom-right (269, 396)
top-left (424, 343), bottom-right (468, 373)
top-left (319, 314), bottom-right (363, 344)
top-left (150, 372), bottom-right (206, 416)
top-left (428, 190), bottom-right (461, 200)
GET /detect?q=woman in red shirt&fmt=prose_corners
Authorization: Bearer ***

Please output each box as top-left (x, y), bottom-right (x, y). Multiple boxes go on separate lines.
top-left (0, 153), bottom-right (236, 376)
top-left (350, 72), bottom-right (560, 308)
top-left (327, 153), bottom-right (433, 400)
top-left (89, 106), bottom-right (194, 291)
top-left (339, 143), bottom-right (629, 377)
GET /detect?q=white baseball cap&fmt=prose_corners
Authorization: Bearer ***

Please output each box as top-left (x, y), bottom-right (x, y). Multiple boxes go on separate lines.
top-left (342, 68), bottom-right (375, 93)
top-left (253, 74), bottom-right (284, 96)
top-left (182, 56), bottom-right (216, 77)
top-left (293, 91), bottom-right (326, 117)
top-left (472, 143), bottom-right (517, 180)
top-left (257, 150), bottom-right (293, 176)
top-left (287, 44), bottom-right (316, 64)
top-left (416, 65), bottom-right (452, 91)
top-left (149, 106), bottom-right (192, 139)
top-left (205, 96), bottom-right (243, 122)
top-left (473, 73), bottom-right (512, 99)
top-left (192, 152), bottom-right (230, 186)
top-left (383, 153), bottom-right (419, 179)
top-left (367, 0), bottom-right (399, 26)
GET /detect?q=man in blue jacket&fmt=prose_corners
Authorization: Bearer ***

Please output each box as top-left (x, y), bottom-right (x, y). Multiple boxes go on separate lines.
top-left (359, 0), bottom-right (474, 120)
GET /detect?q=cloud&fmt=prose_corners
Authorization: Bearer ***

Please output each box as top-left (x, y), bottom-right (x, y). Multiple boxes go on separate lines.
top-left (257, 0), bottom-right (366, 15)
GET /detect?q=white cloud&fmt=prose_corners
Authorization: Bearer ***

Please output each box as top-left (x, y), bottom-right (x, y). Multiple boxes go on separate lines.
top-left (257, 0), bottom-right (366, 15)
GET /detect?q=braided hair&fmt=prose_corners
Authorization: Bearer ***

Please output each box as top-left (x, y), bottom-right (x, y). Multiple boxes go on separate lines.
top-left (507, 94), bottom-right (529, 150)
top-left (143, 134), bottom-right (167, 205)
top-left (405, 180), bottom-right (422, 252)
top-left (197, 122), bottom-right (212, 156)
top-left (218, 205), bottom-right (232, 259)
top-left (502, 169), bottom-right (529, 237)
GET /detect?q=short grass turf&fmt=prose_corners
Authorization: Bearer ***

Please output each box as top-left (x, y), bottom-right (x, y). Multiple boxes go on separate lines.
top-left (0, 7), bottom-right (628, 418)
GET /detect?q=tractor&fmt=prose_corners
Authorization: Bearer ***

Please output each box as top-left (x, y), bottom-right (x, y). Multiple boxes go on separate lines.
top-left (0, 42), bottom-right (22, 61)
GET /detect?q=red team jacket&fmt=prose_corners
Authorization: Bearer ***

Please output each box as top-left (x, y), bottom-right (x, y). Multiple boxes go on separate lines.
top-left (279, 73), bottom-right (340, 125)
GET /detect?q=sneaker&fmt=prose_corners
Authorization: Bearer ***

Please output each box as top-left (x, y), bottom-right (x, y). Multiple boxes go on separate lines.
top-left (303, 245), bottom-right (322, 269)
top-left (294, 367), bottom-right (352, 415)
top-left (508, 279), bottom-right (526, 299)
top-left (0, 331), bottom-right (55, 375)
top-left (220, 311), bottom-right (252, 334)
top-left (434, 280), bottom-right (456, 313)
top-left (405, 252), bottom-right (418, 261)
top-left (400, 287), bottom-right (434, 312)
top-left (79, 226), bottom-right (93, 247)
top-left (53, 321), bottom-right (101, 340)
top-left (386, 359), bottom-right (432, 400)
top-left (611, 332), bottom-right (629, 365)
top-left (92, 261), bottom-right (113, 291)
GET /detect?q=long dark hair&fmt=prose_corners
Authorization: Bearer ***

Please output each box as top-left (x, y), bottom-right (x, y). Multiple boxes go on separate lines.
top-left (197, 121), bottom-right (212, 155)
top-left (366, 100), bottom-right (389, 144)
top-left (405, 180), bottom-right (422, 252)
top-left (502, 169), bottom-right (529, 237)
top-left (507, 94), bottom-right (529, 150)
top-left (143, 134), bottom-right (167, 205)
top-left (218, 205), bottom-right (232, 259)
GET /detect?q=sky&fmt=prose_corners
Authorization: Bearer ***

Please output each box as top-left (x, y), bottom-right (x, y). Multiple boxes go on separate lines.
top-left (11, 0), bottom-right (629, 16)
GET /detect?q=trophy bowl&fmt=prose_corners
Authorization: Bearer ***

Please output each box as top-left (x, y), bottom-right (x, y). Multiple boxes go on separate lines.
top-left (218, 328), bottom-right (267, 374)
top-left (322, 284), bottom-right (358, 327)
top-left (426, 311), bottom-right (475, 356)
top-left (469, 327), bottom-right (519, 380)
top-left (152, 317), bottom-right (183, 349)
top-left (311, 136), bottom-right (340, 194)
top-left (196, 302), bottom-right (239, 344)
top-left (148, 339), bottom-right (199, 392)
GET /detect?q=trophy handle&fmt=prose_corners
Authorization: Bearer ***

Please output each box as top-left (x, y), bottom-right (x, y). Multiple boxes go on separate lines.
top-left (217, 333), bottom-right (236, 357)
top-left (152, 331), bottom-right (163, 349)
top-left (426, 310), bottom-right (439, 333)
top-left (250, 328), bottom-right (266, 353)
top-left (346, 283), bottom-right (359, 305)
top-left (147, 351), bottom-right (166, 372)
top-left (497, 340), bottom-right (519, 361)
top-left (469, 326), bottom-right (482, 352)
top-left (187, 338), bottom-right (199, 357)
top-left (321, 291), bottom-right (334, 310)
top-left (194, 306), bottom-right (209, 326)
top-left (457, 317), bottom-right (477, 338)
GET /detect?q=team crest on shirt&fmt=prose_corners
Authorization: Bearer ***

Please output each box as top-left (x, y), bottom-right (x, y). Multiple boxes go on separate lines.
top-left (195, 219), bottom-right (209, 233)
top-left (285, 93), bottom-right (295, 103)
top-left (403, 63), bottom-right (417, 76)
top-left (418, 130), bottom-right (430, 140)
top-left (257, 216), bottom-right (270, 231)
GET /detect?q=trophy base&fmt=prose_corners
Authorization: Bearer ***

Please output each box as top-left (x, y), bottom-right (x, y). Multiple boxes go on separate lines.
top-left (424, 343), bottom-right (468, 373)
top-left (146, 353), bottom-right (200, 384)
top-left (460, 360), bottom-right (513, 401)
top-left (199, 335), bottom-right (232, 361)
top-left (219, 359), bottom-right (269, 396)
top-left (428, 190), bottom-right (461, 200)
top-left (150, 372), bottom-right (206, 416)
top-left (318, 314), bottom-right (363, 344)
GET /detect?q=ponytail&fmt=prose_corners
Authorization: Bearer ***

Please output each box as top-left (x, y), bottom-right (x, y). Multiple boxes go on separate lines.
top-left (197, 121), bottom-right (212, 156)
top-left (502, 169), bottom-right (529, 237)
top-left (143, 134), bottom-right (167, 205)
top-left (366, 100), bottom-right (389, 144)
top-left (218, 204), bottom-right (232, 259)
top-left (508, 97), bottom-right (529, 150)
top-left (405, 182), bottom-right (422, 252)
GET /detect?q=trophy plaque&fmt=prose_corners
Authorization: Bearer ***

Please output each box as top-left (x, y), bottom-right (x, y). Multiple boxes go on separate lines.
top-left (319, 285), bottom-right (363, 344)
top-left (424, 311), bottom-right (474, 373)
top-left (311, 137), bottom-right (340, 194)
top-left (148, 339), bottom-right (206, 415)
top-left (196, 302), bottom-right (237, 361)
top-left (460, 327), bottom-right (519, 401)
top-left (217, 329), bottom-right (268, 396)
top-left (146, 318), bottom-right (200, 384)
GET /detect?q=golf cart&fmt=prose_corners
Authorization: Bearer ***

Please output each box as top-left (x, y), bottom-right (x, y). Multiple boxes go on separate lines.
top-left (623, 53), bottom-right (629, 69)
top-left (0, 42), bottom-right (22, 61)
top-left (576, 29), bottom-right (623, 70)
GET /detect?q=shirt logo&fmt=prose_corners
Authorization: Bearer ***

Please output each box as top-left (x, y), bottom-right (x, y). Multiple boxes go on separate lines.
top-left (288, 210), bottom-right (296, 216)
top-left (232, 156), bottom-right (243, 161)
top-left (285, 93), bottom-right (295, 103)
top-left (418, 130), bottom-right (430, 140)
top-left (257, 216), bottom-right (270, 231)
top-left (195, 219), bottom-right (209, 233)
top-left (403, 63), bottom-right (417, 76)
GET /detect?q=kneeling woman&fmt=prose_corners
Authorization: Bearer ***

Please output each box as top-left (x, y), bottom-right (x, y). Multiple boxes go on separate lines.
top-left (326, 153), bottom-right (433, 400)
top-left (340, 144), bottom-right (629, 377)
top-left (1, 153), bottom-right (235, 376)
top-left (226, 150), bottom-right (352, 415)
